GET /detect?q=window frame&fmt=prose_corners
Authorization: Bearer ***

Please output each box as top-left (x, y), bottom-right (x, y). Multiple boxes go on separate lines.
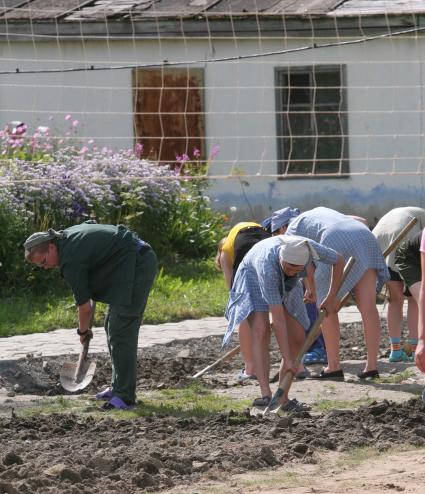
top-left (275, 64), bottom-right (349, 179)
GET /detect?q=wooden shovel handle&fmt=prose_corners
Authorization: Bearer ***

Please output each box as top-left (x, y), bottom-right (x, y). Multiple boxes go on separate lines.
top-left (74, 301), bottom-right (96, 382)
top-left (192, 345), bottom-right (241, 379)
top-left (267, 256), bottom-right (356, 410)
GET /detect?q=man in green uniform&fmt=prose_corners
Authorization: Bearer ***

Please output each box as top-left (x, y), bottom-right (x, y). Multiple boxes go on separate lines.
top-left (24, 221), bottom-right (157, 410)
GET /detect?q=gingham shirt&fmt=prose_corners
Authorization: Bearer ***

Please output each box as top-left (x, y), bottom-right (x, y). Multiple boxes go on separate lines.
top-left (287, 207), bottom-right (389, 304)
top-left (222, 235), bottom-right (339, 347)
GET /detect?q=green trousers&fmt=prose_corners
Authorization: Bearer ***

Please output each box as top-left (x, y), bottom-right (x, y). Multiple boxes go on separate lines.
top-left (104, 249), bottom-right (157, 403)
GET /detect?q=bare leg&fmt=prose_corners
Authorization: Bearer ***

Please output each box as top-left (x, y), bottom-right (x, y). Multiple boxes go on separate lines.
top-left (353, 269), bottom-right (381, 372)
top-left (238, 319), bottom-right (256, 376)
top-left (386, 281), bottom-right (404, 339)
top-left (407, 296), bottom-right (418, 341)
top-left (408, 283), bottom-right (420, 344)
top-left (248, 311), bottom-right (271, 398)
top-left (321, 313), bottom-right (341, 372)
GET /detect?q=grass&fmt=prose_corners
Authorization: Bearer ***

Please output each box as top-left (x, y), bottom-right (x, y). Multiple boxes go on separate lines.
top-left (22, 383), bottom-right (251, 419)
top-left (375, 368), bottom-right (416, 384)
top-left (314, 397), bottom-right (374, 413)
top-left (0, 258), bottom-right (228, 337)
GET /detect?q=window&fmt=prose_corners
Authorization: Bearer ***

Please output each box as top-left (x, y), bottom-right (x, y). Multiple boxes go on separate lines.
top-left (275, 65), bottom-right (348, 177)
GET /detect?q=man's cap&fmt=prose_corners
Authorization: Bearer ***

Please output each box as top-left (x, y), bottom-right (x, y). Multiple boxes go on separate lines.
top-left (24, 229), bottom-right (64, 250)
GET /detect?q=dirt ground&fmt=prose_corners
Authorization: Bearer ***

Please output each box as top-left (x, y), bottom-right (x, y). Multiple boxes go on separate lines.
top-left (1, 321), bottom-right (425, 493)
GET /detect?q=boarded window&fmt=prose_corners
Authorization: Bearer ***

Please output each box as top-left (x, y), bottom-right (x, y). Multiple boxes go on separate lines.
top-left (275, 65), bottom-right (348, 178)
top-left (133, 68), bottom-right (205, 165)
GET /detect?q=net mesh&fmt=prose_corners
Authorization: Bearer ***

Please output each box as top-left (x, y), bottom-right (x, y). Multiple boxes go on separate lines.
top-left (0, 1), bottom-right (424, 186)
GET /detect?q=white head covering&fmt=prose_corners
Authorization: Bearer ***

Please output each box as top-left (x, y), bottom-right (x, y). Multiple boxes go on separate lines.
top-left (278, 234), bottom-right (319, 266)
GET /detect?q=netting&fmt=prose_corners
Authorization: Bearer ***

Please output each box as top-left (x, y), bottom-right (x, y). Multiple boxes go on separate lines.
top-left (1, 1), bottom-right (425, 217)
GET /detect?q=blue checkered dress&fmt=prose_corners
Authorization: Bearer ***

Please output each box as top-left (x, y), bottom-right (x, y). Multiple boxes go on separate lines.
top-left (286, 207), bottom-right (389, 304)
top-left (222, 235), bottom-right (339, 347)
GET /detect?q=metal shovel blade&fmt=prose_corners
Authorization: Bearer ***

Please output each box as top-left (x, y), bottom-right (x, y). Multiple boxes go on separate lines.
top-left (60, 359), bottom-right (97, 392)
top-left (60, 337), bottom-right (96, 392)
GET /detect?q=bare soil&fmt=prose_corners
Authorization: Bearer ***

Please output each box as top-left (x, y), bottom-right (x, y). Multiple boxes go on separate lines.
top-left (0, 322), bottom-right (425, 493)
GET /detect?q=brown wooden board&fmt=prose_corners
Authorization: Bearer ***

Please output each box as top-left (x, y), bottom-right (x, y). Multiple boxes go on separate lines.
top-left (133, 67), bottom-right (205, 166)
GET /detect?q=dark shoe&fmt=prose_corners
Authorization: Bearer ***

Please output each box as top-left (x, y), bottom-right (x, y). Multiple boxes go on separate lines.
top-left (252, 395), bottom-right (272, 407)
top-left (281, 398), bottom-right (311, 412)
top-left (312, 369), bottom-right (344, 381)
top-left (357, 369), bottom-right (379, 380)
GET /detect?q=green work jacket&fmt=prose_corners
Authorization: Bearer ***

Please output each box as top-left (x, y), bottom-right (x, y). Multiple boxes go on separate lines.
top-left (57, 222), bottom-right (140, 307)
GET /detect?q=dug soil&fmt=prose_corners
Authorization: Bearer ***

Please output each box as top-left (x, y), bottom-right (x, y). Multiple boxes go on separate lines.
top-left (0, 321), bottom-right (425, 493)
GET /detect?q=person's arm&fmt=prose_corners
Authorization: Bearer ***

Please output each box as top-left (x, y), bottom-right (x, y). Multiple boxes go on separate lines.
top-left (320, 254), bottom-right (345, 315)
top-left (219, 250), bottom-right (233, 289)
top-left (346, 215), bottom-right (369, 227)
top-left (303, 262), bottom-right (316, 303)
top-left (77, 300), bottom-right (95, 344)
top-left (415, 250), bottom-right (425, 373)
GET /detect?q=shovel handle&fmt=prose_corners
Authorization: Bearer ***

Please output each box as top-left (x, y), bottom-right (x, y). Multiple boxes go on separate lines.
top-left (192, 345), bottom-right (241, 378)
top-left (74, 301), bottom-right (96, 383)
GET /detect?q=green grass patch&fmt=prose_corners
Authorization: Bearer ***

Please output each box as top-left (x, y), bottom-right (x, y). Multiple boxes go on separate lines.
top-left (375, 368), bottom-right (416, 384)
top-left (0, 258), bottom-right (227, 337)
top-left (314, 397), bottom-right (374, 413)
top-left (21, 383), bottom-right (251, 419)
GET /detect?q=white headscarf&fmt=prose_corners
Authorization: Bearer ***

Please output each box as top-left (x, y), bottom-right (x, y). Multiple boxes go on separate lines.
top-left (278, 234), bottom-right (319, 266)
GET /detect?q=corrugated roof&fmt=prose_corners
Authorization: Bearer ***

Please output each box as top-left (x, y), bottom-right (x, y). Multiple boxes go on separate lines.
top-left (2, 0), bottom-right (425, 21)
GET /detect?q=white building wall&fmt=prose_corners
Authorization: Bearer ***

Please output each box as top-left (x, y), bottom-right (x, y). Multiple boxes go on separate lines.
top-left (0, 34), bottom-right (424, 221)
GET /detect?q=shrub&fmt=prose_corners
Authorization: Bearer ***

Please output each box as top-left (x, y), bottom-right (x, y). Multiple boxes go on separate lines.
top-left (0, 128), bottom-right (226, 291)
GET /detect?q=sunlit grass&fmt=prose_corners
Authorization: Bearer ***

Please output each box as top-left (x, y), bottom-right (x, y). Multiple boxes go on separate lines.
top-left (314, 397), bottom-right (374, 412)
top-left (375, 368), bottom-right (416, 384)
top-left (0, 258), bottom-right (228, 337)
top-left (21, 383), bottom-right (251, 419)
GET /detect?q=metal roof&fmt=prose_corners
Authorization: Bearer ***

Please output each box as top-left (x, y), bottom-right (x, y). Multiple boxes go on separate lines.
top-left (2, 0), bottom-right (425, 21)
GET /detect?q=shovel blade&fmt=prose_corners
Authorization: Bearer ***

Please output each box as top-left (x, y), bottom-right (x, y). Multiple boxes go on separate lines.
top-left (60, 360), bottom-right (96, 392)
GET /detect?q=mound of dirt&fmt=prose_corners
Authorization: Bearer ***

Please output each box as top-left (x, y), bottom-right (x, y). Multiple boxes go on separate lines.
top-left (0, 320), bottom-right (423, 493)
top-left (0, 322), bottom-right (392, 398)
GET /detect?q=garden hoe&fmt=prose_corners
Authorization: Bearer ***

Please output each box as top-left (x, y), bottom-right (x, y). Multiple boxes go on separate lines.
top-left (60, 303), bottom-right (97, 392)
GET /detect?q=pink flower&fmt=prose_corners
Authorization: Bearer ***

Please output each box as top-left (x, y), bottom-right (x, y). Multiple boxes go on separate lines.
top-left (135, 142), bottom-right (144, 158)
top-left (72, 120), bottom-right (79, 128)
top-left (176, 153), bottom-right (189, 164)
top-left (209, 144), bottom-right (220, 161)
top-left (65, 114), bottom-right (72, 121)
top-left (193, 147), bottom-right (201, 159)
top-left (79, 146), bottom-right (89, 154)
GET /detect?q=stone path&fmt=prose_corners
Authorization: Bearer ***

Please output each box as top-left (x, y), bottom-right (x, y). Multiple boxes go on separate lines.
top-left (0, 305), bottom-right (381, 361)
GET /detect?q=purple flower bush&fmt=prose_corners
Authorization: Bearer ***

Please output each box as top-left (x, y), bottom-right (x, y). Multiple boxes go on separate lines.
top-left (0, 120), bottom-right (225, 290)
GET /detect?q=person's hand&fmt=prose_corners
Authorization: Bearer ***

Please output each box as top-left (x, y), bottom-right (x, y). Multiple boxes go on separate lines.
top-left (79, 328), bottom-right (93, 346)
top-left (415, 340), bottom-right (425, 373)
top-left (303, 288), bottom-right (316, 304)
top-left (320, 296), bottom-right (339, 315)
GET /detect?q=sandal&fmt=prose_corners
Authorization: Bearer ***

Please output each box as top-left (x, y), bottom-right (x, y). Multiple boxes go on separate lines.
top-left (312, 369), bottom-right (344, 381)
top-left (281, 398), bottom-right (311, 412)
top-left (235, 369), bottom-right (257, 383)
top-left (252, 395), bottom-right (272, 407)
top-left (303, 348), bottom-right (328, 366)
top-left (101, 396), bottom-right (134, 411)
top-left (95, 387), bottom-right (113, 401)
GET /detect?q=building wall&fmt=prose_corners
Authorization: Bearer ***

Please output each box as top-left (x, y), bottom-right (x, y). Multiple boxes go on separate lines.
top-left (0, 34), bottom-right (424, 224)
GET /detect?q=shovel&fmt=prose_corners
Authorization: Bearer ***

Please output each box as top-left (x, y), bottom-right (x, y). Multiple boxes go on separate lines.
top-left (60, 303), bottom-right (97, 392)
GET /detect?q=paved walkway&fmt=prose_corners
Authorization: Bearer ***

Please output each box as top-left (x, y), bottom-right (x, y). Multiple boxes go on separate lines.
top-left (0, 305), bottom-right (384, 361)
